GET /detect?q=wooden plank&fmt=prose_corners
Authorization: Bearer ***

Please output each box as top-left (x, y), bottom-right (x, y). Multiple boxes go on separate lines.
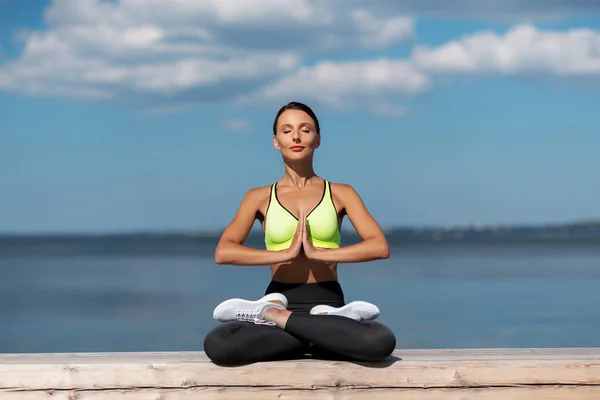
top-left (1, 349), bottom-right (599, 390)
top-left (3, 360), bottom-right (599, 389)
top-left (1, 386), bottom-right (600, 400)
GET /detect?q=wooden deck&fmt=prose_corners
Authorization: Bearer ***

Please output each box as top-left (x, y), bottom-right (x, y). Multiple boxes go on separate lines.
top-left (1, 348), bottom-right (600, 399)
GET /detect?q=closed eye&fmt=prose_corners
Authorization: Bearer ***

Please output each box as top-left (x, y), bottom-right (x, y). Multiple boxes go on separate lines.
top-left (281, 128), bottom-right (311, 134)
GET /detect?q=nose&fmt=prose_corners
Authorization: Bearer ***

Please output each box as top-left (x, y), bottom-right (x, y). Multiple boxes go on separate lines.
top-left (292, 129), bottom-right (300, 141)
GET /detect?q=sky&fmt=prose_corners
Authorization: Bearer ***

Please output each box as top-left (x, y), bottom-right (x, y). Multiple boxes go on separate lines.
top-left (1, 0), bottom-right (600, 234)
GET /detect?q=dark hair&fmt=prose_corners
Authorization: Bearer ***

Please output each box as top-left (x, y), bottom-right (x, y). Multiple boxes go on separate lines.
top-left (272, 101), bottom-right (320, 136)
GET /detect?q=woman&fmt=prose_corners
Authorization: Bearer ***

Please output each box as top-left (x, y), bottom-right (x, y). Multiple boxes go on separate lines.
top-left (203, 102), bottom-right (396, 365)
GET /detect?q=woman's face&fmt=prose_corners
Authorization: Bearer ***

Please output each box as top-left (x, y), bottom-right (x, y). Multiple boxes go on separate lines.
top-left (273, 109), bottom-right (320, 160)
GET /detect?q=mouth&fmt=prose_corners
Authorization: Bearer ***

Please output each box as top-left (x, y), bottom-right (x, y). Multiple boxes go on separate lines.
top-left (290, 146), bottom-right (305, 152)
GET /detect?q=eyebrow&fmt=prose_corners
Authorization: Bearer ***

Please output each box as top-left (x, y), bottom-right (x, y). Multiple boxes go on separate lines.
top-left (280, 122), bottom-right (312, 129)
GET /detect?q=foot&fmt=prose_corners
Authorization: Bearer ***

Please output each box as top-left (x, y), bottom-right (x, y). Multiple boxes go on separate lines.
top-left (213, 293), bottom-right (288, 325)
top-left (310, 301), bottom-right (380, 321)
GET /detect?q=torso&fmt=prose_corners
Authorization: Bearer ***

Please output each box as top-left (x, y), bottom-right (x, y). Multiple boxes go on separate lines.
top-left (255, 177), bottom-right (345, 283)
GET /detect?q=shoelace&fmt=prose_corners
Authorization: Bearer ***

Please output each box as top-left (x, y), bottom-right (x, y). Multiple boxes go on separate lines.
top-left (235, 309), bottom-right (276, 326)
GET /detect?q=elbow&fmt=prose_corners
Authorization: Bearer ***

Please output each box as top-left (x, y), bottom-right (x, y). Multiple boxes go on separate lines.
top-left (365, 236), bottom-right (389, 260)
top-left (214, 247), bottom-right (227, 265)
top-left (380, 245), bottom-right (390, 260)
top-left (379, 239), bottom-right (390, 260)
top-left (214, 240), bottom-right (240, 265)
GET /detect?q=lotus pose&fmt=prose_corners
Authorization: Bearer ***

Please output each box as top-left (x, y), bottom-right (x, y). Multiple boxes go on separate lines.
top-left (203, 102), bottom-right (396, 365)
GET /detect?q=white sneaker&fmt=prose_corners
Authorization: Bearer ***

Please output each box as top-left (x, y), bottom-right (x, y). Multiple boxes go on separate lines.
top-left (213, 293), bottom-right (288, 326)
top-left (310, 301), bottom-right (380, 321)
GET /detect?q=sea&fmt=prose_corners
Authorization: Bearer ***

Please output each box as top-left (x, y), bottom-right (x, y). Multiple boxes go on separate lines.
top-left (1, 234), bottom-right (599, 354)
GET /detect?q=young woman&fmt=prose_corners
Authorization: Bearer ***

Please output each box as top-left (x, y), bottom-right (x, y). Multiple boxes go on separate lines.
top-left (203, 102), bottom-right (396, 365)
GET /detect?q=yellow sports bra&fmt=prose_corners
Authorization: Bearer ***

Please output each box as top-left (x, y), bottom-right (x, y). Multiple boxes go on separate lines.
top-left (264, 180), bottom-right (341, 251)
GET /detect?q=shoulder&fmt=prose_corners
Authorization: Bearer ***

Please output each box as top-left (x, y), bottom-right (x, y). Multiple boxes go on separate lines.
top-left (233, 185), bottom-right (272, 218)
top-left (328, 182), bottom-right (363, 208)
top-left (329, 182), bottom-right (359, 197)
top-left (242, 185), bottom-right (272, 204)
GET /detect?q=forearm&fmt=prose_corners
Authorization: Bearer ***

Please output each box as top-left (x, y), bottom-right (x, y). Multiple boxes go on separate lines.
top-left (311, 238), bottom-right (390, 264)
top-left (214, 242), bottom-right (291, 266)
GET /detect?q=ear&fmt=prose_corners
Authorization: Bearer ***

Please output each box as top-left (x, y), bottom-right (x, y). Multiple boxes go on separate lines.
top-left (272, 134), bottom-right (280, 150)
top-left (314, 134), bottom-right (321, 149)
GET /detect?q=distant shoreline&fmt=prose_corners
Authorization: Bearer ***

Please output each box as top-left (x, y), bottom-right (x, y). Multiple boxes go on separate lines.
top-left (1, 220), bottom-right (599, 242)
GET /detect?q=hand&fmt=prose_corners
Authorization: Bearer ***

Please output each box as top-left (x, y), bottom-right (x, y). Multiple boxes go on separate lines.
top-left (302, 214), bottom-right (318, 260)
top-left (285, 210), bottom-right (305, 259)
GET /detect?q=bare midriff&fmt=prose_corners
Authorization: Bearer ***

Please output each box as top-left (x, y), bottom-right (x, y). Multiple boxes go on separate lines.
top-left (269, 255), bottom-right (338, 283)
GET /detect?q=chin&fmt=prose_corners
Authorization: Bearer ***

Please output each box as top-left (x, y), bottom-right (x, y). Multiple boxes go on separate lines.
top-left (285, 152), bottom-right (311, 161)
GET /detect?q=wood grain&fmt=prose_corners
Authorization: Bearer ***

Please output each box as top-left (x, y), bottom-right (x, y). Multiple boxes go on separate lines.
top-left (1, 386), bottom-right (599, 400)
top-left (1, 348), bottom-right (599, 399)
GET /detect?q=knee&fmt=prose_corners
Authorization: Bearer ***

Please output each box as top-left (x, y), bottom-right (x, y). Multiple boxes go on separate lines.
top-left (203, 326), bottom-right (239, 366)
top-left (361, 323), bottom-right (396, 362)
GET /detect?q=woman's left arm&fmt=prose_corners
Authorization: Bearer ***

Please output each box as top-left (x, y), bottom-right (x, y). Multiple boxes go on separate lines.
top-left (303, 183), bottom-right (390, 263)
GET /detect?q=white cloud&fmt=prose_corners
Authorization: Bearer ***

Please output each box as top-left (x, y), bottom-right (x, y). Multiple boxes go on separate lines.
top-left (1, 0), bottom-right (600, 117)
top-left (412, 25), bottom-right (600, 76)
top-left (44, 0), bottom-right (330, 27)
top-left (336, 0), bottom-right (600, 21)
top-left (0, 0), bottom-right (413, 107)
top-left (245, 24), bottom-right (600, 113)
top-left (351, 9), bottom-right (414, 48)
top-left (224, 119), bottom-right (251, 133)
top-left (245, 59), bottom-right (430, 113)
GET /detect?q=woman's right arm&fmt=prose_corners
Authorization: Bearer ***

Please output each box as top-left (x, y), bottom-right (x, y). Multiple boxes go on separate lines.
top-left (214, 187), bottom-right (302, 266)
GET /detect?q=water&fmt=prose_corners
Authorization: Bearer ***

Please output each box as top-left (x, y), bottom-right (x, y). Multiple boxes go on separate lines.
top-left (1, 236), bottom-right (599, 353)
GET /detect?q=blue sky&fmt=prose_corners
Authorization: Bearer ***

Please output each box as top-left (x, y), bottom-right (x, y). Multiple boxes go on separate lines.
top-left (1, 0), bottom-right (599, 234)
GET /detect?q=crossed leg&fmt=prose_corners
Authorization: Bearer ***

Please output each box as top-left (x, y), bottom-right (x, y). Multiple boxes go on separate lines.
top-left (203, 313), bottom-right (396, 365)
top-left (203, 321), bottom-right (308, 365)
top-left (283, 313), bottom-right (396, 362)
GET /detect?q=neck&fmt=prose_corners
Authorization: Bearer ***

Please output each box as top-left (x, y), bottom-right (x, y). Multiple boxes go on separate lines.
top-left (281, 159), bottom-right (317, 189)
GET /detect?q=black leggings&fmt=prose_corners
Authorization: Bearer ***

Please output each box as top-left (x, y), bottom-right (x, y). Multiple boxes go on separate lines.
top-left (203, 281), bottom-right (396, 365)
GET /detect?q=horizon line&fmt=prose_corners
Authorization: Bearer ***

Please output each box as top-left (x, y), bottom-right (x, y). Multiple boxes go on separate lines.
top-left (1, 218), bottom-right (599, 237)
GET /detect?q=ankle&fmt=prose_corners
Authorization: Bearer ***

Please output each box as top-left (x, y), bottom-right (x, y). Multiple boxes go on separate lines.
top-left (264, 307), bottom-right (291, 328)
top-left (264, 307), bottom-right (286, 320)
